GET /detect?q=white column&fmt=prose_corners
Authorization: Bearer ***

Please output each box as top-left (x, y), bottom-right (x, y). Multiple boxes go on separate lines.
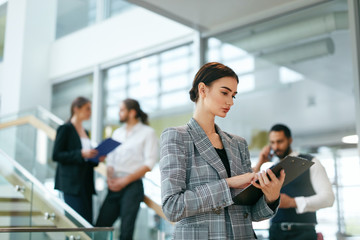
top-left (348, 0), bottom-right (360, 155)
top-left (91, 64), bottom-right (103, 144)
top-left (1, 0), bottom-right (56, 116)
top-left (96, 0), bottom-right (105, 22)
top-left (193, 31), bottom-right (205, 69)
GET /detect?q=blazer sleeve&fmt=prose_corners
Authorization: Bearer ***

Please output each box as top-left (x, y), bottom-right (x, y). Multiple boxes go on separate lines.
top-left (160, 128), bottom-right (233, 222)
top-left (85, 129), bottom-right (99, 167)
top-left (52, 124), bottom-right (84, 164)
top-left (238, 140), bottom-right (278, 221)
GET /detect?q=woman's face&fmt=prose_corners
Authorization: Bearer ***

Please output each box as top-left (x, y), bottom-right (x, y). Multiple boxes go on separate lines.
top-left (203, 77), bottom-right (238, 118)
top-left (75, 102), bottom-right (92, 121)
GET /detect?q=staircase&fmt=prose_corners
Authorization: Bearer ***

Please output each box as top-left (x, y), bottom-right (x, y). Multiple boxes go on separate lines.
top-left (0, 106), bottom-right (172, 240)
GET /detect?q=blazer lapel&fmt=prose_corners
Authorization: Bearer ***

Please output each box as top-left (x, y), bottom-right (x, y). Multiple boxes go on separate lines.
top-left (216, 125), bottom-right (239, 178)
top-left (69, 122), bottom-right (82, 147)
top-left (187, 118), bottom-right (228, 179)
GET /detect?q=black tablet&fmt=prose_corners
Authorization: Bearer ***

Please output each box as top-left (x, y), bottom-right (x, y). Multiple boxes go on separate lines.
top-left (232, 155), bottom-right (314, 205)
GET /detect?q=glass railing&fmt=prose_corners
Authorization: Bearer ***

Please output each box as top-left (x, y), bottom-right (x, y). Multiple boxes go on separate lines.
top-left (0, 149), bottom-right (116, 239)
top-left (0, 106), bottom-right (62, 181)
top-left (0, 227), bottom-right (114, 240)
top-left (0, 107), bottom-right (172, 239)
top-left (0, 106), bottom-right (63, 127)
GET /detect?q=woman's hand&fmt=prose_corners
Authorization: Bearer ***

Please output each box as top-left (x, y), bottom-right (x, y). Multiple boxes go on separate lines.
top-left (226, 172), bottom-right (257, 189)
top-left (98, 155), bottom-right (106, 162)
top-left (81, 149), bottom-right (98, 159)
top-left (253, 169), bottom-right (285, 203)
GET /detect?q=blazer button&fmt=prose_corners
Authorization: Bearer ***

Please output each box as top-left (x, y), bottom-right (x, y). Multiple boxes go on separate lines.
top-left (213, 207), bottom-right (221, 215)
top-left (244, 213), bottom-right (249, 219)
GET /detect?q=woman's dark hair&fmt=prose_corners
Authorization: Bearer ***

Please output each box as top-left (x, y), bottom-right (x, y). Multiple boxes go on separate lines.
top-left (123, 98), bottom-right (149, 125)
top-left (70, 96), bottom-right (91, 118)
top-left (189, 62), bottom-right (239, 102)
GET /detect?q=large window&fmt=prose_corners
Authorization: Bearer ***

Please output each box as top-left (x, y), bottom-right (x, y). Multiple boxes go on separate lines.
top-left (103, 43), bottom-right (195, 126)
top-left (313, 147), bottom-right (360, 237)
top-left (56, 0), bottom-right (97, 38)
top-left (56, 0), bottom-right (134, 38)
top-left (207, 0), bottom-right (358, 238)
top-left (105, 0), bottom-right (133, 18)
top-left (51, 74), bottom-right (93, 129)
top-left (0, 3), bottom-right (7, 62)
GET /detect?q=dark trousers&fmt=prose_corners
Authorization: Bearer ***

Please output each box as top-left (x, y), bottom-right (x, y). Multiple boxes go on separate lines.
top-left (269, 224), bottom-right (317, 240)
top-left (96, 180), bottom-right (144, 240)
top-left (63, 187), bottom-right (93, 224)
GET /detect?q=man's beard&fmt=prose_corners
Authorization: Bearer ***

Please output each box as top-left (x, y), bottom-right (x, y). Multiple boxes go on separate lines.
top-left (119, 116), bottom-right (127, 123)
top-left (276, 145), bottom-right (291, 159)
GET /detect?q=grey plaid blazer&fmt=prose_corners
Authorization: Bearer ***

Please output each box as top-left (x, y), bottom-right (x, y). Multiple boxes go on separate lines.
top-left (160, 118), bottom-right (277, 240)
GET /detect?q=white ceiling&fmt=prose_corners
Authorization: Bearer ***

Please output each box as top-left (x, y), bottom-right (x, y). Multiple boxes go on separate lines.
top-left (127, 0), bottom-right (326, 33)
top-left (128, 0), bottom-right (355, 148)
top-left (51, 0), bottom-right (357, 148)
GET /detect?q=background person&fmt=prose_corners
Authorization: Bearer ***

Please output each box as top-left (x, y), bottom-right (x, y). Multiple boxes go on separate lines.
top-left (160, 62), bottom-right (285, 239)
top-left (253, 124), bottom-right (335, 240)
top-left (52, 96), bottom-right (101, 224)
top-left (96, 98), bottom-right (158, 240)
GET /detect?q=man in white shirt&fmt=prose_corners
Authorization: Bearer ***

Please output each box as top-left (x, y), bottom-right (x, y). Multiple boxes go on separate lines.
top-left (253, 124), bottom-right (334, 240)
top-left (96, 98), bottom-right (158, 240)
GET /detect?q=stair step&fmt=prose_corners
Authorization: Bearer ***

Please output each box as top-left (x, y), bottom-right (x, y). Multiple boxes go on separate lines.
top-left (0, 215), bottom-right (56, 227)
top-left (0, 225), bottom-right (54, 228)
top-left (0, 197), bottom-right (27, 203)
top-left (0, 184), bottom-right (25, 199)
top-left (0, 211), bottom-right (43, 217)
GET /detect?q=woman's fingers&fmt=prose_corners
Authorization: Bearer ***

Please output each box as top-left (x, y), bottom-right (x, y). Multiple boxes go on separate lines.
top-left (259, 170), bottom-right (270, 185)
top-left (257, 171), bottom-right (265, 186)
top-left (252, 179), bottom-right (261, 189)
top-left (252, 169), bottom-right (286, 203)
top-left (253, 173), bottom-right (259, 182)
top-left (266, 169), bottom-right (277, 181)
top-left (278, 169), bottom-right (286, 184)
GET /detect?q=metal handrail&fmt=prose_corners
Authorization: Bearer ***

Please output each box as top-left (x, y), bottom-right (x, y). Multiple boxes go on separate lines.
top-left (0, 149), bottom-right (93, 228)
top-left (36, 105), bottom-right (64, 125)
top-left (0, 227), bottom-right (114, 233)
top-left (0, 112), bottom-right (169, 223)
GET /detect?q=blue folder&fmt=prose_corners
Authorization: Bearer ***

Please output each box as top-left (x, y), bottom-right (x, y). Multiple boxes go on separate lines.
top-left (88, 138), bottom-right (121, 163)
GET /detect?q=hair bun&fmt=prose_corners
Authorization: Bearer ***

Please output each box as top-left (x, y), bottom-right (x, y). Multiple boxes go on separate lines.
top-left (189, 88), bottom-right (196, 102)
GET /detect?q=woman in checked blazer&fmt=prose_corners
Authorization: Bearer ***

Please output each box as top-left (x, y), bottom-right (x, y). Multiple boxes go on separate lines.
top-left (160, 62), bottom-right (285, 240)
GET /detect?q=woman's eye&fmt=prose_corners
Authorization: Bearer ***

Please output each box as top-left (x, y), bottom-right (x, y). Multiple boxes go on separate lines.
top-left (222, 92), bottom-right (228, 95)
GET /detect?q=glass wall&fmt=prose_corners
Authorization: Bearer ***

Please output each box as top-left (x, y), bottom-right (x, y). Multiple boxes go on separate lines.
top-left (105, 0), bottom-right (133, 18)
top-left (56, 0), bottom-right (97, 38)
top-left (206, 0), bottom-right (358, 238)
top-left (56, 0), bottom-right (134, 38)
top-left (51, 74), bottom-right (93, 129)
top-left (103, 43), bottom-right (195, 127)
top-left (0, 2), bottom-right (7, 62)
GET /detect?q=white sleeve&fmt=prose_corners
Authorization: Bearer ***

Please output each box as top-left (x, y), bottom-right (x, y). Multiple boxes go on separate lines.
top-left (106, 149), bottom-right (116, 168)
top-left (106, 130), bottom-right (120, 168)
top-left (294, 158), bottom-right (335, 213)
top-left (143, 129), bottom-right (159, 170)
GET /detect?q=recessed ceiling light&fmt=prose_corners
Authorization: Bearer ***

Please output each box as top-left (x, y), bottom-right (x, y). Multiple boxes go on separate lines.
top-left (342, 135), bottom-right (358, 144)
